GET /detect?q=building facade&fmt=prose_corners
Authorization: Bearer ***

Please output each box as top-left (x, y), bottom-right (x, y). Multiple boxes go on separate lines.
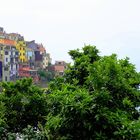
top-left (0, 39), bottom-right (19, 81)
top-left (48, 61), bottom-right (67, 77)
top-left (0, 27), bottom-right (53, 83)
top-left (26, 47), bottom-right (35, 68)
top-left (16, 41), bottom-right (27, 63)
top-left (19, 64), bottom-right (39, 83)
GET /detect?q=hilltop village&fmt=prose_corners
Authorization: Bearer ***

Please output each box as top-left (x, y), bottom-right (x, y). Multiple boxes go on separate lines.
top-left (0, 27), bottom-right (67, 83)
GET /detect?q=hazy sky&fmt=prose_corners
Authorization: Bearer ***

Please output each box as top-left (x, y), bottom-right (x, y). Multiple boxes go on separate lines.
top-left (1, 0), bottom-right (140, 70)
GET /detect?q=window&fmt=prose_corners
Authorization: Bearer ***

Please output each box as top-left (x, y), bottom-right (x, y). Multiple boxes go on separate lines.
top-left (16, 64), bottom-right (18, 70)
top-left (11, 64), bottom-right (13, 70)
top-left (10, 58), bottom-right (14, 63)
top-left (15, 52), bottom-right (18, 55)
top-left (5, 76), bottom-right (7, 81)
top-left (6, 58), bottom-right (8, 62)
top-left (11, 46), bottom-right (15, 50)
top-left (5, 51), bottom-right (8, 55)
top-left (4, 66), bottom-right (8, 71)
top-left (59, 72), bottom-right (64, 76)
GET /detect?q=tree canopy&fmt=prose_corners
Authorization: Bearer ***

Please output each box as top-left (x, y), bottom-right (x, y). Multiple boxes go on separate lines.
top-left (0, 45), bottom-right (140, 139)
top-left (46, 45), bottom-right (140, 139)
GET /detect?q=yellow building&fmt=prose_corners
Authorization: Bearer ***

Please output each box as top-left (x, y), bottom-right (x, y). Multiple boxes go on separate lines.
top-left (16, 41), bottom-right (27, 62)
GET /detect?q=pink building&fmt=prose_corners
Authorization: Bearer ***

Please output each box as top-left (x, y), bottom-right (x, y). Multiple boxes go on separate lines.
top-left (48, 61), bottom-right (67, 76)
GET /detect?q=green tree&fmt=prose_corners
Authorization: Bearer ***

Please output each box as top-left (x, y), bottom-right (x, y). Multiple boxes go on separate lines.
top-left (0, 78), bottom-right (48, 138)
top-left (38, 70), bottom-right (47, 80)
top-left (38, 70), bottom-right (55, 82)
top-left (65, 45), bottom-right (100, 86)
top-left (0, 45), bottom-right (140, 139)
top-left (45, 45), bottom-right (140, 139)
top-left (46, 71), bottom-right (55, 82)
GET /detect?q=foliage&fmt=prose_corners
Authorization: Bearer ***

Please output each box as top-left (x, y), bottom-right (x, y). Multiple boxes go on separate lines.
top-left (88, 55), bottom-right (140, 112)
top-left (0, 78), bottom-right (48, 138)
top-left (46, 71), bottom-right (55, 82)
top-left (46, 84), bottom-right (93, 139)
top-left (38, 70), bottom-right (55, 82)
top-left (0, 45), bottom-right (140, 139)
top-left (21, 125), bottom-right (47, 140)
top-left (45, 45), bottom-right (140, 139)
top-left (65, 45), bottom-right (100, 86)
top-left (38, 70), bottom-right (47, 80)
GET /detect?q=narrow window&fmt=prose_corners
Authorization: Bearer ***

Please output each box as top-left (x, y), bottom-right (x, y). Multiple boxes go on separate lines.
top-left (5, 76), bottom-right (7, 81)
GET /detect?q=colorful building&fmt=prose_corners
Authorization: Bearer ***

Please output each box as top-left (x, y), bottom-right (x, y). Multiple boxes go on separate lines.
top-left (16, 41), bottom-right (27, 63)
top-left (19, 64), bottom-right (39, 83)
top-left (26, 47), bottom-right (35, 68)
top-left (8, 33), bottom-right (24, 41)
top-left (0, 39), bottom-right (19, 81)
top-left (48, 61), bottom-right (67, 76)
top-left (0, 27), bottom-right (53, 83)
top-left (27, 40), bottom-right (51, 70)
top-left (42, 53), bottom-right (51, 69)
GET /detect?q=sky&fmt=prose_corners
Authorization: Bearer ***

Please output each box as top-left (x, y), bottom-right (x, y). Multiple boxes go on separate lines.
top-left (0, 0), bottom-right (140, 71)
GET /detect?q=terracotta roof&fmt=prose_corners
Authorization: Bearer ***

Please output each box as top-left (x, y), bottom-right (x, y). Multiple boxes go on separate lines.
top-left (0, 39), bottom-right (16, 46)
